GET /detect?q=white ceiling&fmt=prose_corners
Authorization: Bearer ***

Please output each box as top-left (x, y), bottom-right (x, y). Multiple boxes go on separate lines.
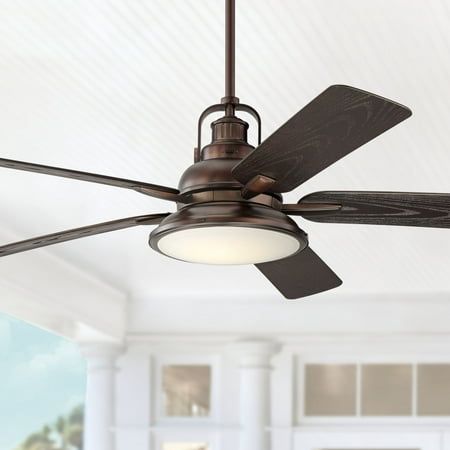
top-left (1, 0), bottom-right (450, 309)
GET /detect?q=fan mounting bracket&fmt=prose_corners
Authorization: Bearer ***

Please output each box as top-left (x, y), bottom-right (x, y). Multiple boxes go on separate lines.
top-left (241, 174), bottom-right (277, 199)
top-left (196, 103), bottom-right (262, 162)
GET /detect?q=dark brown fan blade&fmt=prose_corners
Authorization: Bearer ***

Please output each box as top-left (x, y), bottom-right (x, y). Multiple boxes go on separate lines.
top-left (294, 191), bottom-right (450, 228)
top-left (0, 213), bottom-right (169, 257)
top-left (232, 85), bottom-right (411, 193)
top-left (0, 158), bottom-right (180, 202)
top-left (255, 247), bottom-right (342, 299)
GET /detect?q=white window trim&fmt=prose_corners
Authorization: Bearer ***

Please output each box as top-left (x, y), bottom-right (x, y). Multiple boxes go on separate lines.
top-left (297, 354), bottom-right (450, 426)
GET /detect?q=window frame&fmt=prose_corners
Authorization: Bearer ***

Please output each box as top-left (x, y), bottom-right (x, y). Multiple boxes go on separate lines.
top-left (297, 354), bottom-right (450, 425)
top-left (154, 354), bottom-right (220, 425)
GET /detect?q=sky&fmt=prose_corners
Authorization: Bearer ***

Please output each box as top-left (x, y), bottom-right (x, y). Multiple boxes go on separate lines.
top-left (0, 313), bottom-right (86, 450)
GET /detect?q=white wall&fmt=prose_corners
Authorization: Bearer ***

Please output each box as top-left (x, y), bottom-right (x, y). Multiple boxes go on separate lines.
top-left (109, 334), bottom-right (450, 450)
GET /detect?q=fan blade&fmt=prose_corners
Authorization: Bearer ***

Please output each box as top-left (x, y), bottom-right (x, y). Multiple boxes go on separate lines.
top-left (295, 191), bottom-right (450, 228)
top-left (255, 247), bottom-right (342, 299)
top-left (0, 213), bottom-right (168, 257)
top-left (0, 158), bottom-right (180, 202)
top-left (232, 85), bottom-right (411, 193)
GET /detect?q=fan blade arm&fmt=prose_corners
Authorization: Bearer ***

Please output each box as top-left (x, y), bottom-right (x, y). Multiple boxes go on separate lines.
top-left (0, 158), bottom-right (181, 202)
top-left (282, 203), bottom-right (342, 214)
top-left (0, 213), bottom-right (169, 257)
top-left (255, 247), bottom-right (342, 299)
top-left (297, 191), bottom-right (450, 228)
top-left (232, 85), bottom-right (412, 193)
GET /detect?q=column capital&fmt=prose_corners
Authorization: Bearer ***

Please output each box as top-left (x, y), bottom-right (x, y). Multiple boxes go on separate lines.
top-left (79, 342), bottom-right (123, 371)
top-left (79, 341), bottom-right (123, 357)
top-left (228, 339), bottom-right (281, 368)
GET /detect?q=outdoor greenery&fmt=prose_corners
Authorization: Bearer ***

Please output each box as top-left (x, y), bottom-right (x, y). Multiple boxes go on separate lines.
top-left (15, 405), bottom-right (84, 450)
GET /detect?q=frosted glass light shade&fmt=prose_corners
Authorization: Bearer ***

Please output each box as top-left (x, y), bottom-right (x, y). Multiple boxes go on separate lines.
top-left (156, 226), bottom-right (300, 265)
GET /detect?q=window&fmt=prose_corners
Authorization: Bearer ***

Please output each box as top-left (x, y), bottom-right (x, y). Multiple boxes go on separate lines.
top-left (302, 362), bottom-right (450, 419)
top-left (418, 364), bottom-right (450, 415)
top-left (304, 364), bottom-right (356, 416)
top-left (361, 364), bottom-right (412, 416)
top-left (162, 365), bottom-right (211, 417)
top-left (162, 443), bottom-right (209, 450)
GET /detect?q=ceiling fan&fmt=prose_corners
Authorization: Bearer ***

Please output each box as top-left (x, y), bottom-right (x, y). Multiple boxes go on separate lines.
top-left (1, 0), bottom-right (449, 300)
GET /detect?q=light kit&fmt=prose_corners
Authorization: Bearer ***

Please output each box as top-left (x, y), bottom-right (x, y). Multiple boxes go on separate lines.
top-left (1, 0), bottom-right (450, 299)
top-left (150, 202), bottom-right (307, 265)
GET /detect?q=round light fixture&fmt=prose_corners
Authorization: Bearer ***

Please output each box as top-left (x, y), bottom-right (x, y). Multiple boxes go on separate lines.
top-left (157, 226), bottom-right (301, 265)
top-left (149, 202), bottom-right (308, 265)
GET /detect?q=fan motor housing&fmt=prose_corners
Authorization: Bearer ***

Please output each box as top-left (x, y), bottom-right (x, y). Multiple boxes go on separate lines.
top-left (179, 116), bottom-right (253, 193)
top-left (177, 115), bottom-right (282, 209)
top-left (149, 113), bottom-right (309, 262)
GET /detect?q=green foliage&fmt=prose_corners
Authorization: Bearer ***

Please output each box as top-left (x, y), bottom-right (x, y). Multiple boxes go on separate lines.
top-left (67, 406), bottom-right (83, 426)
top-left (16, 405), bottom-right (84, 450)
top-left (66, 424), bottom-right (83, 449)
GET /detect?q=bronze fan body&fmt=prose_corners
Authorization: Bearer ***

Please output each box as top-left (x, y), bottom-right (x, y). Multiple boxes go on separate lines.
top-left (1, 0), bottom-right (449, 299)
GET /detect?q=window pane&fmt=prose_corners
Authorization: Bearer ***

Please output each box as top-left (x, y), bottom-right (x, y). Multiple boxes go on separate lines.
top-left (418, 364), bottom-right (450, 415)
top-left (361, 364), bottom-right (412, 416)
top-left (162, 365), bottom-right (211, 417)
top-left (304, 364), bottom-right (356, 416)
top-left (163, 443), bottom-right (208, 450)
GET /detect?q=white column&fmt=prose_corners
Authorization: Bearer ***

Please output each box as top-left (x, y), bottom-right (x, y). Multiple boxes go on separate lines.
top-left (232, 340), bottom-right (280, 450)
top-left (271, 350), bottom-right (294, 450)
top-left (115, 350), bottom-right (152, 450)
top-left (80, 343), bottom-right (122, 450)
